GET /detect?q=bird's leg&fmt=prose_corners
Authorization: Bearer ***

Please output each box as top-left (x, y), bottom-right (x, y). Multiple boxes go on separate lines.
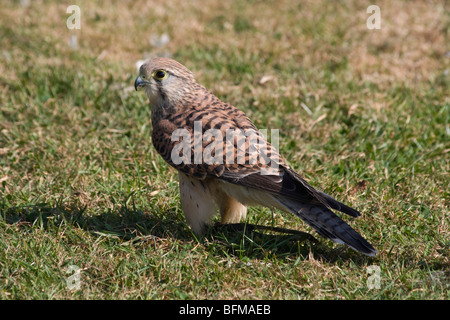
top-left (219, 195), bottom-right (247, 224)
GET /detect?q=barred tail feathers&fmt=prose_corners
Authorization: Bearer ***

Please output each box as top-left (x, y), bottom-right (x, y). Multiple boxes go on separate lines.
top-left (274, 195), bottom-right (377, 256)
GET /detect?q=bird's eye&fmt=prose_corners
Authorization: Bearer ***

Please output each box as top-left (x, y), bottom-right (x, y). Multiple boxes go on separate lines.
top-left (152, 70), bottom-right (167, 81)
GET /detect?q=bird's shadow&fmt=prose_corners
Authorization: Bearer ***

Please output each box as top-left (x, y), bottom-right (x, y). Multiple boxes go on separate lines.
top-left (204, 222), bottom-right (318, 260)
top-left (1, 201), bottom-right (373, 265)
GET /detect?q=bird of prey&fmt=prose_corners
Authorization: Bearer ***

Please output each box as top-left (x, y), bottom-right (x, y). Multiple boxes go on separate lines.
top-left (134, 57), bottom-right (377, 256)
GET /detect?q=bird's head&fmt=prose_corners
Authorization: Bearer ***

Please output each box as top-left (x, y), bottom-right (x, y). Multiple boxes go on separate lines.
top-left (135, 57), bottom-right (196, 111)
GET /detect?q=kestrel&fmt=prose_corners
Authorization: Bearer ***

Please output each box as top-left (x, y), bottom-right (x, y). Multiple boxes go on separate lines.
top-left (135, 57), bottom-right (377, 256)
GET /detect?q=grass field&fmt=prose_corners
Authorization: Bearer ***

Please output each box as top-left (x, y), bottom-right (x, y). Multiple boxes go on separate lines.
top-left (0, 0), bottom-right (448, 299)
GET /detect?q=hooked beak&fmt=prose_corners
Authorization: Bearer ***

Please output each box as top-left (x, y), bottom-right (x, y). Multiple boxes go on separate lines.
top-left (134, 76), bottom-right (149, 91)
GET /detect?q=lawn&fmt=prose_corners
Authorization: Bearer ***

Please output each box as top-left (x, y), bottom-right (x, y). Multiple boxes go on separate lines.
top-left (0, 0), bottom-right (448, 300)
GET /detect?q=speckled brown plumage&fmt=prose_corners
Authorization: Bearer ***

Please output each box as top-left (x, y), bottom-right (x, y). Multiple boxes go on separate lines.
top-left (134, 57), bottom-right (377, 256)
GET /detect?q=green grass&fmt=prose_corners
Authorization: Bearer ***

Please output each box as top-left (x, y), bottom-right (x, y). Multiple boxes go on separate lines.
top-left (0, 0), bottom-right (449, 299)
